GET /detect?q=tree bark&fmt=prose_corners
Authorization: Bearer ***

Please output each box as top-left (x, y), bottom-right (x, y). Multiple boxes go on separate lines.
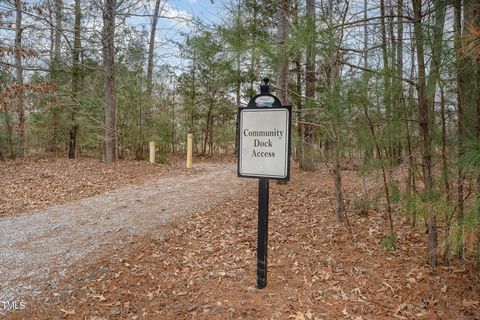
top-left (49, 0), bottom-right (62, 154)
top-left (138, 0), bottom-right (163, 159)
top-left (333, 144), bottom-right (346, 222)
top-left (362, 102), bottom-right (394, 235)
top-left (300, 0), bottom-right (316, 171)
top-left (412, 0), bottom-right (437, 267)
top-left (440, 85), bottom-right (451, 264)
top-left (146, 0), bottom-right (162, 103)
top-left (454, 0), bottom-right (465, 259)
top-left (14, 0), bottom-right (25, 157)
top-left (68, 0), bottom-right (81, 159)
top-left (103, 0), bottom-right (118, 162)
top-left (203, 99), bottom-right (213, 155)
top-left (276, 0), bottom-right (289, 105)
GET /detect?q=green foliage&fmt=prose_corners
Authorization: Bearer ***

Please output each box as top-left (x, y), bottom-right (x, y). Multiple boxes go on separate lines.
top-left (352, 195), bottom-right (378, 215)
top-left (150, 114), bottom-right (172, 164)
top-left (402, 190), bottom-right (444, 220)
top-left (403, 194), bottom-right (421, 221)
top-left (0, 111), bottom-right (11, 158)
top-left (464, 197), bottom-right (480, 232)
top-left (389, 180), bottom-right (401, 205)
top-left (460, 141), bottom-right (480, 169)
top-left (380, 232), bottom-right (397, 252)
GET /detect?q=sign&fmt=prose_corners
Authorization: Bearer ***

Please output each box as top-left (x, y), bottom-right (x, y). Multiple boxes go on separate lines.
top-left (236, 77), bottom-right (291, 289)
top-left (238, 107), bottom-right (291, 180)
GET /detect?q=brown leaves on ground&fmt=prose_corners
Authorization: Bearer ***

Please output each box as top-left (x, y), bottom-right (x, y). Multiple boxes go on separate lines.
top-left (0, 155), bottom-right (183, 218)
top-left (7, 165), bottom-right (480, 319)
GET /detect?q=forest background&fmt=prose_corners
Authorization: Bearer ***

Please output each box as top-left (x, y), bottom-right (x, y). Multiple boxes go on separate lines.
top-left (1, 0), bottom-right (480, 269)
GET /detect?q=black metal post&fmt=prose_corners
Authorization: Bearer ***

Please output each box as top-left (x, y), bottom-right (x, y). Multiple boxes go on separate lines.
top-left (257, 178), bottom-right (269, 289)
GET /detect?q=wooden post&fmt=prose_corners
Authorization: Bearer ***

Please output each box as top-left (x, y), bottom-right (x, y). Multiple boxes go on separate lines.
top-left (149, 141), bottom-right (155, 164)
top-left (186, 134), bottom-right (193, 168)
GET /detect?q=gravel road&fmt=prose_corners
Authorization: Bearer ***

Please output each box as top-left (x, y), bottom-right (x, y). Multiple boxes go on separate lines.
top-left (0, 163), bottom-right (248, 302)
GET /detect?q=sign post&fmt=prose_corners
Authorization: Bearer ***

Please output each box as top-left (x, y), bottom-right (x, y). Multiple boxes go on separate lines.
top-left (237, 78), bottom-right (291, 289)
top-left (257, 177), bottom-right (269, 288)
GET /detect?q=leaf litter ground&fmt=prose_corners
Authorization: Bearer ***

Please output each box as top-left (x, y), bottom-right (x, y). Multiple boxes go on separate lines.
top-left (0, 156), bottom-right (179, 217)
top-left (5, 159), bottom-right (480, 319)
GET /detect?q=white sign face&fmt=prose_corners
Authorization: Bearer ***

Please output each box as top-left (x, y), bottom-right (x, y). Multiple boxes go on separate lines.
top-left (239, 108), bottom-right (290, 179)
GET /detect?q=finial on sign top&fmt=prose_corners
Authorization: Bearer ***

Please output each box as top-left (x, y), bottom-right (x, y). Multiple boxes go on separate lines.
top-left (260, 77), bottom-right (270, 94)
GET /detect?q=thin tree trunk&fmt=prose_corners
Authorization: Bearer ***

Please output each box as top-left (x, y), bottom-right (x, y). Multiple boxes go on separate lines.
top-left (249, 0), bottom-right (258, 92)
top-left (476, 38), bottom-right (480, 264)
top-left (275, 0), bottom-right (290, 185)
top-left (137, 0), bottom-right (162, 159)
top-left (406, 34), bottom-right (417, 202)
top-left (203, 102), bottom-right (213, 155)
top-left (462, 0), bottom-right (480, 262)
top-left (424, 0), bottom-right (447, 263)
top-left (413, 0), bottom-right (437, 267)
top-left (362, 102), bottom-right (394, 235)
top-left (477, 65), bottom-right (480, 264)
top-left (440, 85), bottom-right (451, 264)
top-left (300, 0), bottom-right (316, 171)
top-left (276, 0), bottom-right (289, 105)
top-left (209, 111), bottom-right (213, 155)
top-left (146, 0), bottom-right (162, 104)
top-left (294, 55), bottom-right (302, 161)
top-left (291, 0), bottom-right (302, 161)
top-left (49, 0), bottom-right (62, 154)
top-left (68, 0), bottom-right (81, 159)
top-left (103, 0), bottom-right (118, 162)
top-left (235, 0), bottom-right (242, 110)
top-left (363, 0), bottom-right (368, 68)
top-left (426, 0), bottom-right (447, 138)
top-left (333, 144), bottom-right (346, 222)
top-left (14, 0), bottom-right (25, 157)
top-left (4, 111), bottom-right (15, 159)
top-left (48, 0), bottom-right (54, 62)
top-left (454, 0), bottom-right (464, 259)
top-left (379, 0), bottom-right (392, 167)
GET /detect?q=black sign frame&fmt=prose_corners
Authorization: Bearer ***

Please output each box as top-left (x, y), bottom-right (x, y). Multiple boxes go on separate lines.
top-left (237, 106), bottom-right (292, 182)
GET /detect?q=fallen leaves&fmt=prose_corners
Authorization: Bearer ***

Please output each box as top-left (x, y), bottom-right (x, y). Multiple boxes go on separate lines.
top-left (59, 308), bottom-right (75, 316)
top-left (0, 156), bottom-right (178, 218)
top-left (462, 299), bottom-right (480, 309)
top-left (6, 163), bottom-right (480, 319)
top-left (91, 294), bottom-right (107, 302)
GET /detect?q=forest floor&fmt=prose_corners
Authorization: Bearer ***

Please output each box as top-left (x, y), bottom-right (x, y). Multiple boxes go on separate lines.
top-left (2, 156), bottom-right (480, 319)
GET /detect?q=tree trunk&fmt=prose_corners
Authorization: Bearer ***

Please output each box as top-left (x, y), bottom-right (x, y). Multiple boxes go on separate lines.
top-left (363, 102), bottom-right (394, 235)
top-left (440, 85), bottom-right (451, 264)
top-left (405, 34), bottom-right (417, 207)
top-left (203, 102), bottom-right (213, 156)
top-left (412, 0), bottom-right (436, 267)
top-left (4, 111), bottom-right (15, 159)
top-left (454, 0), bottom-right (465, 259)
top-left (294, 54), bottom-right (302, 161)
top-left (68, 0), bottom-right (81, 159)
top-left (379, 0), bottom-right (392, 167)
top-left (363, 0), bottom-right (368, 68)
top-left (49, 0), bottom-right (62, 154)
top-left (103, 0), bottom-right (118, 162)
top-left (299, 0), bottom-right (316, 171)
top-left (333, 144), bottom-right (346, 222)
top-left (461, 0), bottom-right (480, 265)
top-left (276, 0), bottom-right (289, 105)
top-left (138, 0), bottom-right (162, 159)
top-left (146, 0), bottom-right (161, 104)
top-left (14, 0), bottom-right (25, 157)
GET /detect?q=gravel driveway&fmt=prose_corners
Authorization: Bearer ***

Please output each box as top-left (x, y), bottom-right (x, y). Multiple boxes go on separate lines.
top-left (0, 163), bottom-right (248, 302)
